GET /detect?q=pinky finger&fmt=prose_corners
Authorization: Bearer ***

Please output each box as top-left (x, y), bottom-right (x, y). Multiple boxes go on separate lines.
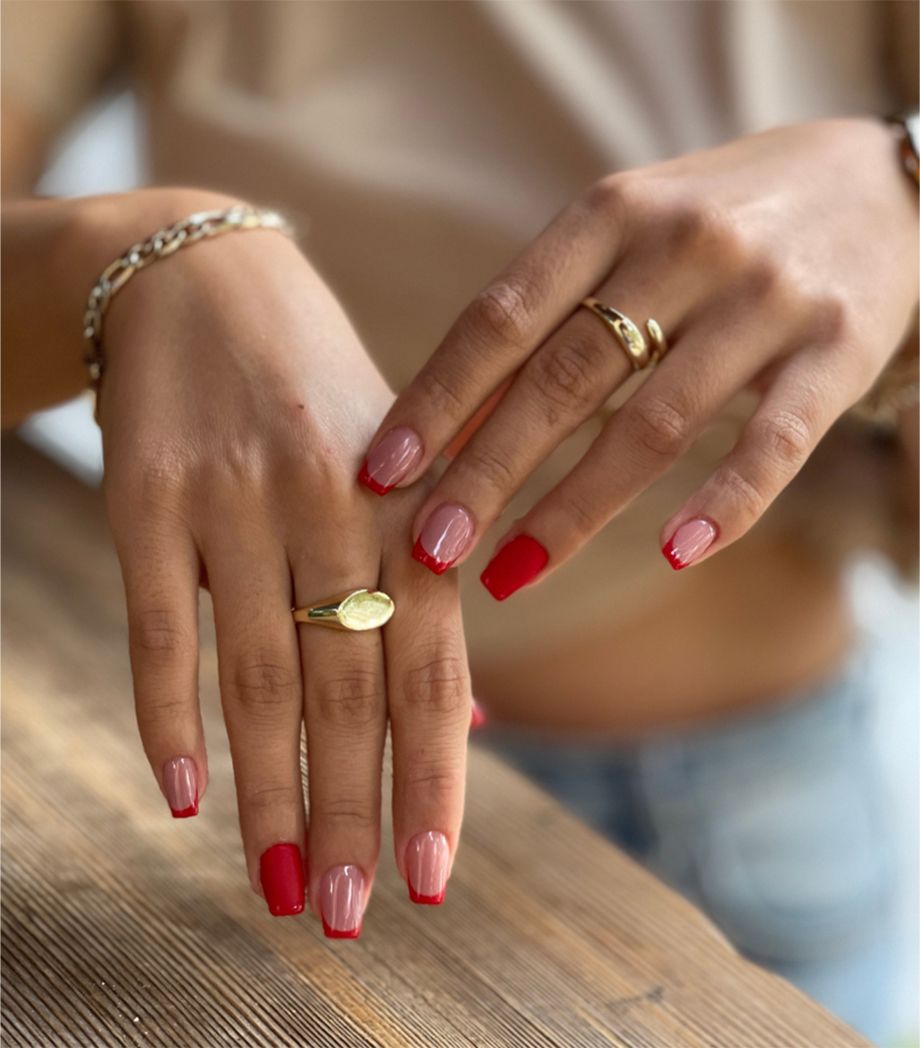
top-left (119, 529), bottom-right (207, 818)
top-left (659, 352), bottom-right (855, 570)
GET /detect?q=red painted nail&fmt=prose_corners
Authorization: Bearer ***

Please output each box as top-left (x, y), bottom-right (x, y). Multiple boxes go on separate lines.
top-left (260, 843), bottom-right (305, 916)
top-left (412, 503), bottom-right (474, 574)
top-left (480, 535), bottom-right (549, 600)
top-left (662, 518), bottom-right (718, 570)
top-left (162, 756), bottom-right (198, 818)
top-left (358, 427), bottom-right (423, 495)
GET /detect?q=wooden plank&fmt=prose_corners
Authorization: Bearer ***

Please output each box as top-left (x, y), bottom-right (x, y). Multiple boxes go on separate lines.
top-left (0, 435), bottom-right (872, 1047)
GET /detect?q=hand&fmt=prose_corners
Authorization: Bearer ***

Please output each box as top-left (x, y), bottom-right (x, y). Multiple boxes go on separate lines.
top-left (358, 117), bottom-right (919, 596)
top-left (95, 189), bottom-right (471, 932)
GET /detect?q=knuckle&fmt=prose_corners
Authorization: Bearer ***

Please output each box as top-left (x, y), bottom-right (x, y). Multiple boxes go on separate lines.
top-left (756, 409), bottom-right (813, 469)
top-left (416, 366), bottom-right (469, 421)
top-left (559, 486), bottom-right (601, 538)
top-left (241, 781), bottom-right (303, 816)
top-left (467, 280), bottom-right (533, 352)
top-left (530, 337), bottom-right (605, 419)
top-left (402, 655), bottom-right (469, 716)
top-left (314, 671), bottom-right (382, 731)
top-left (232, 656), bottom-right (300, 713)
top-left (625, 395), bottom-right (692, 460)
top-left (718, 465), bottom-right (766, 524)
top-left (311, 798), bottom-right (377, 831)
top-left (403, 760), bottom-right (463, 806)
top-left (808, 293), bottom-right (855, 348)
top-left (131, 609), bottom-right (193, 662)
top-left (739, 253), bottom-right (785, 302)
top-left (461, 444), bottom-right (517, 495)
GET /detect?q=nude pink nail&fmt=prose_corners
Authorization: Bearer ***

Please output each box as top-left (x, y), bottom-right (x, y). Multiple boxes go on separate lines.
top-left (162, 756), bottom-right (198, 818)
top-left (662, 518), bottom-right (718, 570)
top-left (412, 503), bottom-right (474, 574)
top-left (358, 427), bottom-right (423, 495)
top-left (406, 831), bottom-right (450, 905)
top-left (320, 864), bottom-right (365, 938)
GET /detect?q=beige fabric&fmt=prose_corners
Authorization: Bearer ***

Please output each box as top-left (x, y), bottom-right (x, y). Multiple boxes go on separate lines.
top-left (3, 0), bottom-right (916, 660)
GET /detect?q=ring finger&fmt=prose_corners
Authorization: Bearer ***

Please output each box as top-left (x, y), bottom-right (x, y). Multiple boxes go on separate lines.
top-left (293, 548), bottom-right (387, 939)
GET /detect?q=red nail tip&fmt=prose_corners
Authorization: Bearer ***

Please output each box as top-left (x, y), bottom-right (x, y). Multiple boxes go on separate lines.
top-left (170, 800), bottom-right (198, 819)
top-left (411, 537), bottom-right (451, 574)
top-left (357, 462), bottom-right (393, 496)
top-left (408, 887), bottom-right (446, 906)
top-left (480, 534), bottom-right (549, 601)
top-left (322, 918), bottom-right (362, 939)
top-left (661, 540), bottom-right (687, 571)
top-left (260, 843), bottom-right (305, 917)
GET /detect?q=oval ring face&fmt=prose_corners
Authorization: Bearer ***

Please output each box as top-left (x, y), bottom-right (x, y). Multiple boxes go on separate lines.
top-left (336, 590), bottom-right (395, 631)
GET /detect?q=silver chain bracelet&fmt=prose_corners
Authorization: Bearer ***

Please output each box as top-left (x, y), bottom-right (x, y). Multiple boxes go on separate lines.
top-left (82, 205), bottom-right (294, 392)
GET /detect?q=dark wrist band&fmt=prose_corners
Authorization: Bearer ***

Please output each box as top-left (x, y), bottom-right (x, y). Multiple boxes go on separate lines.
top-left (883, 110), bottom-right (920, 186)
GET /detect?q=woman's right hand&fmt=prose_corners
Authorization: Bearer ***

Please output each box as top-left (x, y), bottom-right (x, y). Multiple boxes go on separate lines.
top-left (91, 189), bottom-right (471, 934)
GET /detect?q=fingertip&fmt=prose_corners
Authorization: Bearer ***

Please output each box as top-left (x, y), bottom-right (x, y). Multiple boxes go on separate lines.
top-left (660, 517), bottom-right (718, 570)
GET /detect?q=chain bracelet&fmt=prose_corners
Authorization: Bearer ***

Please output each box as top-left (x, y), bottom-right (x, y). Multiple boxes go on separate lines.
top-left (82, 205), bottom-right (294, 392)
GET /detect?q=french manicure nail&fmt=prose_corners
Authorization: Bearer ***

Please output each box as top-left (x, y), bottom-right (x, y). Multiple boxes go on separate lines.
top-left (162, 756), bottom-right (199, 818)
top-left (320, 864), bottom-right (365, 938)
top-left (662, 517), bottom-right (718, 570)
top-left (412, 503), bottom-right (474, 574)
top-left (480, 534), bottom-right (549, 600)
top-left (358, 427), bottom-right (423, 495)
top-left (406, 831), bottom-right (450, 905)
top-left (260, 843), bottom-right (305, 916)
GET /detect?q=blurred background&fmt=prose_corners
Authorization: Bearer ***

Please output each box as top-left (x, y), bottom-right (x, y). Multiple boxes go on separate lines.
top-left (18, 79), bottom-right (920, 1047)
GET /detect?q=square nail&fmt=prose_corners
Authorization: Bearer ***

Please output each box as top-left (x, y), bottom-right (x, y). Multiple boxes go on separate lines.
top-left (320, 864), bottom-right (365, 938)
top-left (260, 843), bottom-right (305, 917)
top-left (480, 534), bottom-right (548, 600)
top-left (406, 831), bottom-right (450, 905)
top-left (162, 756), bottom-right (199, 818)
top-left (358, 427), bottom-right (423, 495)
top-left (412, 503), bottom-right (474, 574)
top-left (662, 518), bottom-right (717, 570)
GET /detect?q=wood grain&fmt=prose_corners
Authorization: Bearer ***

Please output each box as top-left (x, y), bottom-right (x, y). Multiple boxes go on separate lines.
top-left (0, 435), bottom-right (871, 1047)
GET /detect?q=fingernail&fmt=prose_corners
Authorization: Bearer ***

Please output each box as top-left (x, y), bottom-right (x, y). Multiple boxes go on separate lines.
top-left (162, 756), bottom-right (198, 818)
top-left (412, 502), bottom-right (474, 574)
top-left (320, 864), bottom-right (365, 938)
top-left (358, 427), bottom-right (423, 495)
top-left (662, 517), bottom-right (718, 570)
top-left (480, 534), bottom-right (549, 600)
top-left (260, 843), bottom-right (305, 916)
top-left (406, 831), bottom-right (450, 905)
top-left (470, 698), bottom-right (487, 731)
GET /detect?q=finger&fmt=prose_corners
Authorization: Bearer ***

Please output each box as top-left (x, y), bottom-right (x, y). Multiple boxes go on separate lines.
top-left (295, 546), bottom-right (387, 939)
top-left (407, 259), bottom-right (695, 573)
top-left (658, 348), bottom-right (860, 569)
top-left (206, 526), bottom-right (307, 917)
top-left (382, 549), bottom-right (472, 906)
top-left (357, 181), bottom-right (630, 495)
top-left (478, 293), bottom-right (808, 599)
top-left (119, 522), bottom-right (207, 819)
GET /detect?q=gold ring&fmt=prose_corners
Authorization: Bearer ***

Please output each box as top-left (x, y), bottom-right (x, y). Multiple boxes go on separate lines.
top-left (292, 589), bottom-right (395, 631)
top-left (580, 297), bottom-right (668, 370)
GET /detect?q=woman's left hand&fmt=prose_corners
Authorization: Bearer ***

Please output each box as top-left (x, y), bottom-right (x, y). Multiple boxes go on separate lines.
top-left (358, 117), bottom-right (918, 597)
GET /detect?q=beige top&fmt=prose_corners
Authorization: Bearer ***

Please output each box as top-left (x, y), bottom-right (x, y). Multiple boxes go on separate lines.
top-left (3, 0), bottom-right (917, 661)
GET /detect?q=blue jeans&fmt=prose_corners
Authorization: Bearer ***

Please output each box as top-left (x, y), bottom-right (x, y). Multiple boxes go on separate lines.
top-left (483, 647), bottom-right (898, 1045)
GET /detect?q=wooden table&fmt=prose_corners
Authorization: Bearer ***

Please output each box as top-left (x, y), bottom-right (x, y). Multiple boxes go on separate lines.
top-left (1, 435), bottom-right (871, 1047)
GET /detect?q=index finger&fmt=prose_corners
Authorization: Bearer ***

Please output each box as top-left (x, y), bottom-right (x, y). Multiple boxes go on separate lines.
top-left (357, 182), bottom-right (627, 495)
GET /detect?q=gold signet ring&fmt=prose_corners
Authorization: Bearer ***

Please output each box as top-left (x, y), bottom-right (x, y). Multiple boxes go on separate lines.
top-left (292, 589), bottom-right (395, 631)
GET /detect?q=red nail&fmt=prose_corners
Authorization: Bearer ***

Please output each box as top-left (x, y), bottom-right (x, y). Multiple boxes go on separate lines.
top-left (662, 518), bottom-right (718, 570)
top-left (259, 843), bottom-right (305, 916)
top-left (480, 535), bottom-right (549, 600)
